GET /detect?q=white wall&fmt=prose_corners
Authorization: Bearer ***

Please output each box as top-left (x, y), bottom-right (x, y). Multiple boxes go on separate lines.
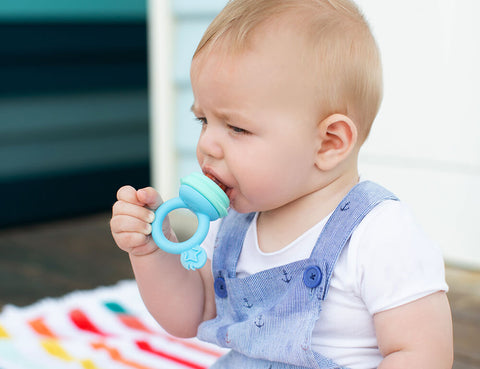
top-left (148, 0), bottom-right (175, 199)
top-left (356, 0), bottom-right (480, 268)
top-left (148, 0), bottom-right (225, 200)
top-left (149, 1), bottom-right (480, 268)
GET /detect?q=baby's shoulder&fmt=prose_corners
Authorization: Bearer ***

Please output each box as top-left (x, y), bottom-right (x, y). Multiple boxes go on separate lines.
top-left (341, 199), bottom-right (447, 313)
top-left (344, 198), bottom-right (443, 278)
top-left (353, 199), bottom-right (428, 246)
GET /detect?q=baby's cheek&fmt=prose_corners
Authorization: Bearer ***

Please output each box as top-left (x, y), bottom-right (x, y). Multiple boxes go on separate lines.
top-left (243, 184), bottom-right (279, 211)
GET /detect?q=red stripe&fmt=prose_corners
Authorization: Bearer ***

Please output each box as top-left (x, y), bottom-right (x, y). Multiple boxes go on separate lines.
top-left (111, 309), bottom-right (221, 358)
top-left (69, 309), bottom-right (108, 336)
top-left (136, 340), bottom-right (207, 369)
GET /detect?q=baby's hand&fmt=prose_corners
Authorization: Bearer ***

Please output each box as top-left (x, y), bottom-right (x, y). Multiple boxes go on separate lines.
top-left (110, 186), bottom-right (177, 256)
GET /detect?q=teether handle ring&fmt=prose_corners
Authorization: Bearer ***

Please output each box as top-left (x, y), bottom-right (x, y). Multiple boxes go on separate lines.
top-left (151, 197), bottom-right (211, 254)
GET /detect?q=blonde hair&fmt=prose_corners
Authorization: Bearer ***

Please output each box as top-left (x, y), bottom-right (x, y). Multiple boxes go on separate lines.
top-left (193, 0), bottom-right (383, 143)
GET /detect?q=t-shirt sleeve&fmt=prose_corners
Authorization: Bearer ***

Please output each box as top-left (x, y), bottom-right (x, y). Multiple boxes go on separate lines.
top-left (352, 200), bottom-right (448, 315)
top-left (201, 218), bottom-right (222, 261)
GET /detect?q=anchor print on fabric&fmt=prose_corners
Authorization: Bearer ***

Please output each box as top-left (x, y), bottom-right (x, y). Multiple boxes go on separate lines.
top-left (254, 315), bottom-right (265, 328)
top-left (281, 269), bottom-right (292, 283)
top-left (243, 298), bottom-right (253, 309)
top-left (340, 201), bottom-right (350, 211)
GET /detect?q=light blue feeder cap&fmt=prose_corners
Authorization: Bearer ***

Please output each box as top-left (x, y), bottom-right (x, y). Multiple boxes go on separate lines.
top-left (180, 172), bottom-right (229, 219)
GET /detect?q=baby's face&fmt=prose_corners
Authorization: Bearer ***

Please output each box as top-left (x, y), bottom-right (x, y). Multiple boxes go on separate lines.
top-left (191, 26), bottom-right (324, 214)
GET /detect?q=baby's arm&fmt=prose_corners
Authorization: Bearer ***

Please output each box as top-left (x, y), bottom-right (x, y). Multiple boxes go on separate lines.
top-left (374, 291), bottom-right (453, 369)
top-left (110, 186), bottom-right (216, 338)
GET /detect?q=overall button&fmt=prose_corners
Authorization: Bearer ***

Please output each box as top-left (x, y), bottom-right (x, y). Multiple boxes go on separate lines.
top-left (303, 266), bottom-right (322, 288)
top-left (214, 277), bottom-right (228, 298)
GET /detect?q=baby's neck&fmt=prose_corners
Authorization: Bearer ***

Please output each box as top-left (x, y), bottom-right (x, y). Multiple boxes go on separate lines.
top-left (256, 171), bottom-right (359, 254)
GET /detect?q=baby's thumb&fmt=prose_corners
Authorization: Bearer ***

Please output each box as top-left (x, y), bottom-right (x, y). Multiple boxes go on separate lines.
top-left (138, 187), bottom-right (178, 243)
top-left (136, 187), bottom-right (163, 210)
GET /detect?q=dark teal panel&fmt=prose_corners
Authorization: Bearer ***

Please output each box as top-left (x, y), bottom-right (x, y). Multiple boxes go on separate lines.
top-left (0, 0), bottom-right (146, 21)
top-left (0, 22), bottom-right (147, 97)
top-left (0, 164), bottom-right (150, 227)
top-left (0, 20), bottom-right (149, 225)
top-left (0, 91), bottom-right (148, 145)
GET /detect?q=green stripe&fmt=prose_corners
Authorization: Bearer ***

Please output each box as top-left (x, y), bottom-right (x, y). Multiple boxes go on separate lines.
top-left (104, 301), bottom-right (128, 314)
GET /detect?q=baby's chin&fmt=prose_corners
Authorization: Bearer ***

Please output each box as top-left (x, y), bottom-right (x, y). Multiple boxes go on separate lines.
top-left (228, 198), bottom-right (262, 215)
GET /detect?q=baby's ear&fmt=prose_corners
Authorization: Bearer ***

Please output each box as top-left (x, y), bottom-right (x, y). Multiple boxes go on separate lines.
top-left (315, 114), bottom-right (358, 171)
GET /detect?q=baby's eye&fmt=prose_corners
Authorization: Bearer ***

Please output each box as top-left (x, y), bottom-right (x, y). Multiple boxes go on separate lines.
top-left (194, 117), bottom-right (207, 125)
top-left (228, 124), bottom-right (249, 134)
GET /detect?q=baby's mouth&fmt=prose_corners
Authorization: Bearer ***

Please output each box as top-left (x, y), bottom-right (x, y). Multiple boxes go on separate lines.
top-left (205, 173), bottom-right (228, 194)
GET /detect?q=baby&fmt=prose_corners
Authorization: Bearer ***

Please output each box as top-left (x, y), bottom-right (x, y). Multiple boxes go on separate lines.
top-left (111, 0), bottom-right (453, 368)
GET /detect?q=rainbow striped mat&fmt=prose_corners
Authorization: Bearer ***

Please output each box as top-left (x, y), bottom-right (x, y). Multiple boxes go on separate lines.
top-left (0, 280), bottom-right (226, 369)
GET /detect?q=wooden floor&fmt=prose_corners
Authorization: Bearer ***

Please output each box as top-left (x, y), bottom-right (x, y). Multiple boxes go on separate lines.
top-left (0, 212), bottom-right (479, 368)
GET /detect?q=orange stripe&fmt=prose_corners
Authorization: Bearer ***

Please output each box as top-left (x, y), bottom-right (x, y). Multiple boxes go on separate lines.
top-left (118, 315), bottom-right (153, 333)
top-left (29, 318), bottom-right (57, 338)
top-left (91, 341), bottom-right (154, 369)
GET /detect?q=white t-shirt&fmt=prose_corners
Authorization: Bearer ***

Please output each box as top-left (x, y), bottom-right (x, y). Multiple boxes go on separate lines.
top-left (202, 199), bottom-right (448, 369)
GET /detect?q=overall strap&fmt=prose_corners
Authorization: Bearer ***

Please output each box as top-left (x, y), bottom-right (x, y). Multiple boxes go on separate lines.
top-left (310, 180), bottom-right (398, 300)
top-left (213, 210), bottom-right (255, 278)
top-left (213, 181), bottom-right (397, 295)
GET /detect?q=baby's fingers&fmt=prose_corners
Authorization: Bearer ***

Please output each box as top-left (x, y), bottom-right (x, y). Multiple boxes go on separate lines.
top-left (113, 232), bottom-right (150, 250)
top-left (110, 214), bottom-right (152, 236)
top-left (137, 187), bottom-right (163, 210)
top-left (112, 201), bottom-right (155, 224)
top-left (116, 185), bottom-right (143, 205)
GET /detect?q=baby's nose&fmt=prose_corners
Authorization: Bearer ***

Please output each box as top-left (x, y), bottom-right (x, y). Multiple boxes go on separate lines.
top-left (197, 125), bottom-right (224, 159)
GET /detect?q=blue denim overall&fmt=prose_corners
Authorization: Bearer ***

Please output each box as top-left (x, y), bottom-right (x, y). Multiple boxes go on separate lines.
top-left (198, 181), bottom-right (398, 369)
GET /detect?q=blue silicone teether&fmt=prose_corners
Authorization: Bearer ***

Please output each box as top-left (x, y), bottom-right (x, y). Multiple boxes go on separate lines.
top-left (151, 172), bottom-right (230, 270)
